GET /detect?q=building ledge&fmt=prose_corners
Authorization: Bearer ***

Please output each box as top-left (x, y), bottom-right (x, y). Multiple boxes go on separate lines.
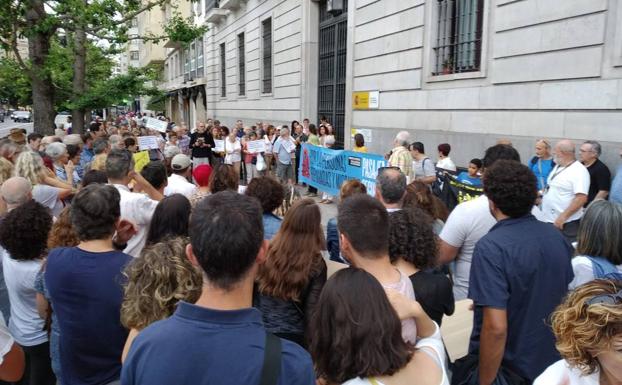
top-left (206, 8), bottom-right (227, 23)
top-left (219, 0), bottom-right (244, 10)
top-left (164, 40), bottom-right (181, 49)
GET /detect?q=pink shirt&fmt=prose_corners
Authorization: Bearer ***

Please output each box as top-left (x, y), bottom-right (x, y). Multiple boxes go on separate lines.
top-left (382, 270), bottom-right (417, 344)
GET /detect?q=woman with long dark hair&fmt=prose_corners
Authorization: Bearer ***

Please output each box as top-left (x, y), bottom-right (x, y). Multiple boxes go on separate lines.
top-left (254, 198), bottom-right (327, 348)
top-left (145, 194), bottom-right (191, 246)
top-left (311, 268), bottom-right (448, 385)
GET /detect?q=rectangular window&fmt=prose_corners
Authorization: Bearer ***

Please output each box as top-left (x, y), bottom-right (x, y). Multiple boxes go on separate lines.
top-left (184, 48), bottom-right (190, 81)
top-left (220, 43), bottom-right (226, 97)
top-left (190, 42), bottom-right (196, 79)
top-left (261, 18), bottom-right (272, 94)
top-left (205, 0), bottom-right (219, 14)
top-left (130, 18), bottom-right (138, 27)
top-left (433, 0), bottom-right (484, 75)
top-left (196, 39), bottom-right (204, 78)
top-left (130, 51), bottom-right (139, 60)
top-left (238, 33), bottom-right (245, 96)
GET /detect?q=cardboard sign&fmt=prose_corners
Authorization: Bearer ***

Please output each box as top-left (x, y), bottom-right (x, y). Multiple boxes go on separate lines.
top-left (247, 139), bottom-right (266, 154)
top-left (133, 151), bottom-right (150, 172)
top-left (281, 138), bottom-right (296, 153)
top-left (213, 139), bottom-right (225, 153)
top-left (137, 136), bottom-right (160, 151)
top-left (144, 117), bottom-right (167, 133)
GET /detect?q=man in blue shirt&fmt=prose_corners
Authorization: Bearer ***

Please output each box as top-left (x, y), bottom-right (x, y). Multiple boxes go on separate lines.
top-left (272, 127), bottom-right (296, 185)
top-left (46, 184), bottom-right (133, 385)
top-left (122, 191), bottom-right (315, 385)
top-left (244, 176), bottom-right (285, 240)
top-left (610, 146), bottom-right (622, 204)
top-left (467, 160), bottom-right (573, 384)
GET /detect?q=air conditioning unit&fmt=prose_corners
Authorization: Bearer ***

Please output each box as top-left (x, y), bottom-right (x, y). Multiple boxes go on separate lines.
top-left (327, 0), bottom-right (344, 15)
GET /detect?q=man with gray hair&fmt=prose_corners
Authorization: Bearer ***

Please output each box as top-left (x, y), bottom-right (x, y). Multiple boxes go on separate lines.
top-left (375, 167), bottom-right (407, 212)
top-left (388, 131), bottom-right (412, 177)
top-left (0, 177), bottom-right (32, 211)
top-left (272, 127), bottom-right (296, 185)
top-left (540, 140), bottom-right (590, 242)
top-left (579, 140), bottom-right (611, 205)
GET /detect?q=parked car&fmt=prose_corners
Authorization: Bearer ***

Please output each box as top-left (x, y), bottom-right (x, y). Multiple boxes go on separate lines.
top-left (12, 111), bottom-right (32, 123)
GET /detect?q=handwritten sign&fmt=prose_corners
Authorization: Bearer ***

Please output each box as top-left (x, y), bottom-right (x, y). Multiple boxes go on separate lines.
top-left (213, 139), bottom-right (224, 153)
top-left (282, 138), bottom-right (296, 153)
top-left (137, 136), bottom-right (160, 151)
top-left (144, 117), bottom-right (167, 133)
top-left (247, 140), bottom-right (266, 154)
top-left (133, 151), bottom-right (150, 172)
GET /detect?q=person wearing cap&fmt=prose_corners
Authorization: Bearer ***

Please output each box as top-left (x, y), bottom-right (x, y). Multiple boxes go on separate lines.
top-left (164, 154), bottom-right (197, 199)
top-left (189, 164), bottom-right (213, 207)
top-left (163, 144), bottom-right (181, 176)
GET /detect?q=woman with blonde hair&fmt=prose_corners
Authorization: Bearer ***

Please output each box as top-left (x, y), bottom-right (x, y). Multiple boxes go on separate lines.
top-left (254, 198), bottom-right (327, 348)
top-left (13, 151), bottom-right (72, 217)
top-left (120, 237), bottom-right (202, 361)
top-left (534, 279), bottom-right (622, 384)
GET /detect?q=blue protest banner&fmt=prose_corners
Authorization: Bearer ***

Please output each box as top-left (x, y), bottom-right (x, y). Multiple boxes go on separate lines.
top-left (298, 143), bottom-right (387, 196)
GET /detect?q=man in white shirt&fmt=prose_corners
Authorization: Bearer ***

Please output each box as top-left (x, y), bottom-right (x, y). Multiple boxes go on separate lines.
top-left (106, 149), bottom-right (163, 257)
top-left (164, 154), bottom-right (197, 199)
top-left (539, 140), bottom-right (589, 243)
top-left (436, 143), bottom-right (457, 172)
top-left (438, 144), bottom-right (520, 300)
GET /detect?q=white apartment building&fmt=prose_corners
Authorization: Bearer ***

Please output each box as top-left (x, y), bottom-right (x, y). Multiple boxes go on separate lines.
top-left (163, 0), bottom-right (622, 168)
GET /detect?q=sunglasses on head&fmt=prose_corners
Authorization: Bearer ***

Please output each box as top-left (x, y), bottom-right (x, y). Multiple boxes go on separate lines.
top-left (585, 289), bottom-right (622, 306)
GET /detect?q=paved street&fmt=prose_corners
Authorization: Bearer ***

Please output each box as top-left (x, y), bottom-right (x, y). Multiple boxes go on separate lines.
top-left (0, 120), bottom-right (33, 138)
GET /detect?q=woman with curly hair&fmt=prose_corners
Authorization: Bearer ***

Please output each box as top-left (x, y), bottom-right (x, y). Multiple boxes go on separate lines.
top-left (311, 268), bottom-right (448, 385)
top-left (0, 200), bottom-right (56, 385)
top-left (388, 208), bottom-right (454, 326)
top-left (254, 198), bottom-right (327, 348)
top-left (534, 279), bottom-right (622, 384)
top-left (120, 237), bottom-right (202, 362)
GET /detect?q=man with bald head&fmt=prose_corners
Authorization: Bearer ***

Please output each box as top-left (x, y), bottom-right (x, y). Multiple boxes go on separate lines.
top-left (375, 167), bottom-right (406, 212)
top-left (0, 177), bottom-right (32, 212)
top-left (540, 140), bottom-right (590, 242)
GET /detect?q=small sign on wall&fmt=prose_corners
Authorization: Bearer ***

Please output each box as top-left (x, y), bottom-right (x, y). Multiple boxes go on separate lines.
top-left (351, 128), bottom-right (372, 143)
top-left (353, 91), bottom-right (379, 110)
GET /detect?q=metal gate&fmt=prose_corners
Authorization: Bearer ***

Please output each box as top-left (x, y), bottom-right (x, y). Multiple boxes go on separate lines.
top-left (318, 0), bottom-right (348, 148)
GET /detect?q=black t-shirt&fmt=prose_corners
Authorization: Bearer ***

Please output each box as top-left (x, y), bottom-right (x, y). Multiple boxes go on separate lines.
top-left (409, 270), bottom-right (455, 326)
top-left (586, 159), bottom-right (611, 205)
top-left (190, 131), bottom-right (215, 159)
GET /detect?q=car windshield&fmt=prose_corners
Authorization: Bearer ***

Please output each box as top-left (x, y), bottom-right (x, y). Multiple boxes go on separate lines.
top-left (15, 111), bottom-right (29, 115)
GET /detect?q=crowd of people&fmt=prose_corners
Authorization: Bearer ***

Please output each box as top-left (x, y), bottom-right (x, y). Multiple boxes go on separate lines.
top-left (0, 116), bottom-right (619, 385)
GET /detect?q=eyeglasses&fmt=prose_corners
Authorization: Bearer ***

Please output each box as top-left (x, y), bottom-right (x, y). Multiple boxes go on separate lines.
top-left (585, 290), bottom-right (622, 306)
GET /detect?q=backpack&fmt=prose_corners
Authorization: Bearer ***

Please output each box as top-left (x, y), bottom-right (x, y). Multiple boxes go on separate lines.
top-left (587, 256), bottom-right (622, 281)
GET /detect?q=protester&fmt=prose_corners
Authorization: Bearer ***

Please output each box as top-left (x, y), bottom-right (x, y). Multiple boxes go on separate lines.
top-left (188, 164), bottom-right (212, 207)
top-left (79, 133), bottom-right (94, 170)
top-left (255, 199), bottom-right (327, 348)
top-left (403, 181), bottom-right (447, 234)
top-left (45, 184), bottom-right (133, 385)
top-left (326, 180), bottom-right (367, 263)
top-left (304, 125), bottom-right (320, 197)
top-left (534, 279), bottom-right (622, 385)
top-left (409, 142), bottom-right (435, 185)
top-left (245, 176), bottom-right (285, 240)
top-left (456, 158), bottom-right (482, 187)
top-left (163, 154), bottom-right (196, 198)
top-left (120, 238), bottom-right (202, 361)
top-left (353, 133), bottom-right (367, 153)
top-left (311, 268), bottom-right (448, 385)
top-left (208, 164), bottom-right (239, 194)
top-left (438, 144), bottom-right (520, 300)
top-left (189, 121), bottom-right (214, 167)
top-left (124, 137), bottom-right (137, 153)
top-left (264, 125), bottom-right (277, 174)
top-left (436, 143), bottom-right (456, 172)
top-left (224, 128), bottom-right (242, 177)
top-left (138, 161), bottom-right (168, 196)
top-left (567, 200), bottom-right (622, 290)
top-left (539, 140), bottom-right (589, 242)
top-left (121, 191), bottom-right (315, 385)
top-left (46, 142), bottom-right (79, 188)
top-left (375, 167), bottom-right (407, 212)
top-left (338, 194), bottom-right (418, 344)
top-left (13, 152), bottom-right (71, 218)
top-left (81, 169), bottom-right (108, 187)
top-left (106, 149), bottom-right (162, 257)
top-left (579, 140), bottom-right (611, 205)
top-left (319, 135), bottom-right (336, 204)
top-left (611, 146), bottom-right (622, 204)
top-left (145, 194), bottom-right (191, 246)
top-left (0, 200), bottom-right (55, 385)
top-left (273, 127), bottom-right (296, 185)
top-left (88, 138), bottom-right (110, 171)
top-left (0, 177), bottom-right (32, 213)
top-left (456, 160), bottom-right (573, 384)
top-left (388, 131), bottom-right (412, 177)
top-left (529, 139), bottom-right (555, 191)
top-left (66, 143), bottom-right (83, 180)
top-left (27, 133), bottom-right (42, 153)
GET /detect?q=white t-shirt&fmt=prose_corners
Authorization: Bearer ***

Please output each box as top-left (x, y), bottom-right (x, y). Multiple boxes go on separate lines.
top-left (412, 157), bottom-right (436, 180)
top-left (0, 319), bottom-right (14, 365)
top-left (1, 250), bottom-right (47, 346)
top-left (343, 324), bottom-right (449, 385)
top-left (381, 270), bottom-right (417, 344)
top-left (540, 161), bottom-right (590, 223)
top-left (568, 256), bottom-right (622, 290)
top-left (439, 195), bottom-right (496, 300)
top-left (164, 174), bottom-right (197, 199)
top-left (113, 184), bottom-right (159, 258)
top-left (436, 157), bottom-right (456, 172)
top-left (32, 184), bottom-right (64, 218)
top-left (534, 360), bottom-right (598, 385)
top-left (224, 139), bottom-right (241, 164)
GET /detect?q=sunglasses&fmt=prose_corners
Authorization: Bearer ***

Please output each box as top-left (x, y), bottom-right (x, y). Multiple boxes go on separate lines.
top-left (585, 290), bottom-right (622, 306)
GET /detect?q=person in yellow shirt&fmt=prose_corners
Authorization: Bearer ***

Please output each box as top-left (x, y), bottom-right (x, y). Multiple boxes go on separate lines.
top-left (353, 134), bottom-right (367, 153)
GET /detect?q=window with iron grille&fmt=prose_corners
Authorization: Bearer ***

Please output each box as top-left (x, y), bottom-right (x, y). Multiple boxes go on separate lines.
top-left (130, 51), bottom-right (139, 61)
top-left (196, 39), bottom-right (204, 78)
top-left (433, 0), bottom-right (484, 76)
top-left (220, 43), bottom-right (226, 97)
top-left (261, 18), bottom-right (272, 94)
top-left (238, 33), bottom-right (245, 96)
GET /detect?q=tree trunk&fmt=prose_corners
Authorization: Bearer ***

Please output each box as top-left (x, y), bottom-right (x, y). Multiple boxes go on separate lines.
top-left (26, 0), bottom-right (55, 135)
top-left (71, 26), bottom-right (87, 134)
